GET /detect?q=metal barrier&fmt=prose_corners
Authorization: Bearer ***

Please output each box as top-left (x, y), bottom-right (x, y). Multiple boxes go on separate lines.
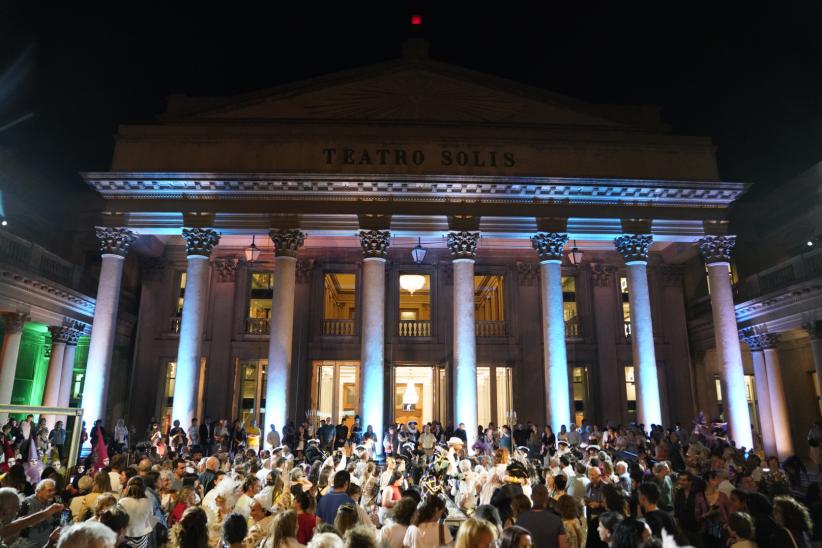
top-left (0, 404), bottom-right (84, 468)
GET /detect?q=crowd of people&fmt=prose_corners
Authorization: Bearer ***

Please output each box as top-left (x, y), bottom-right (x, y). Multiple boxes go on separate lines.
top-left (0, 411), bottom-right (820, 548)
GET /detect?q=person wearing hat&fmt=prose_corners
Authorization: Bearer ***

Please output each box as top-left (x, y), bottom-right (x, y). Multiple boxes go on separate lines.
top-left (245, 491), bottom-right (275, 546)
top-left (446, 437), bottom-right (464, 476)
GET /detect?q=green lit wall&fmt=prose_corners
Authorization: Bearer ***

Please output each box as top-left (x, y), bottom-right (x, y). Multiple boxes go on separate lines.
top-left (11, 323), bottom-right (50, 409)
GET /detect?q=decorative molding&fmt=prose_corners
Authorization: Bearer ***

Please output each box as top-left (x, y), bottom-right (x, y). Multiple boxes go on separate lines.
top-left (296, 259), bottom-right (315, 284)
top-left (95, 226), bottom-right (137, 257)
top-left (446, 231), bottom-right (480, 260)
top-left (48, 325), bottom-right (73, 345)
top-left (213, 257), bottom-right (240, 283)
top-left (182, 227), bottom-right (220, 257)
top-left (0, 269), bottom-right (95, 313)
top-left (804, 320), bottom-right (822, 341)
top-left (698, 234), bottom-right (736, 265)
top-left (735, 279), bottom-right (822, 320)
top-left (591, 263), bottom-right (617, 287)
top-left (531, 232), bottom-right (568, 262)
top-left (661, 265), bottom-right (685, 287)
top-left (2, 312), bottom-right (29, 334)
top-left (515, 262), bottom-right (539, 285)
top-left (269, 229), bottom-right (306, 258)
top-left (64, 328), bottom-right (82, 346)
top-left (614, 234), bottom-right (653, 263)
top-left (358, 230), bottom-right (391, 259)
top-left (85, 173), bottom-right (747, 208)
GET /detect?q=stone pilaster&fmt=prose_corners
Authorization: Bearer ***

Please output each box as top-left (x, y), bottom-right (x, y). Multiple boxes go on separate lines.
top-left (757, 333), bottom-right (793, 459)
top-left (264, 230), bottom-right (306, 432)
top-left (615, 234), bottom-right (662, 429)
top-left (698, 234), bottom-right (753, 449)
top-left (43, 325), bottom-right (73, 426)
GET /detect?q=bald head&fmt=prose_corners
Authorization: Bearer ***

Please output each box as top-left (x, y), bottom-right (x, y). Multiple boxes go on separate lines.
top-left (206, 456), bottom-right (219, 471)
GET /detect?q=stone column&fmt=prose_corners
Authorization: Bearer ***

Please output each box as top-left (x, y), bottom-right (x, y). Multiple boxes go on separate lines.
top-left (447, 231), bottom-right (480, 448)
top-left (758, 333), bottom-right (794, 460)
top-left (43, 325), bottom-right (72, 426)
top-left (805, 320), bottom-right (822, 417)
top-left (358, 230), bottom-right (390, 455)
top-left (614, 234), bottom-right (662, 429)
top-left (172, 228), bottom-right (220, 427)
top-left (81, 227), bottom-right (136, 424)
top-left (531, 232), bottom-right (571, 432)
top-left (0, 312), bottom-right (28, 422)
top-left (698, 235), bottom-right (754, 450)
top-left (263, 230), bottom-right (305, 433)
top-left (57, 326), bottom-right (82, 423)
top-left (742, 332), bottom-right (778, 457)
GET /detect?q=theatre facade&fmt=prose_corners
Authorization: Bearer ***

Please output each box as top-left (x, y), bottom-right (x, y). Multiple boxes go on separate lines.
top-left (79, 49), bottom-right (761, 450)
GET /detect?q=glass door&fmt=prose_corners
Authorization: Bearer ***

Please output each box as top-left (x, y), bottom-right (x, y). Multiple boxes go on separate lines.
top-left (237, 360), bottom-right (267, 425)
top-left (477, 365), bottom-right (513, 427)
top-left (311, 361), bottom-right (360, 429)
top-left (571, 366), bottom-right (589, 426)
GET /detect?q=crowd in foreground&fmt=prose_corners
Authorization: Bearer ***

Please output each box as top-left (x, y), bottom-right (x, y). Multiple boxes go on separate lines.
top-left (0, 412), bottom-right (820, 548)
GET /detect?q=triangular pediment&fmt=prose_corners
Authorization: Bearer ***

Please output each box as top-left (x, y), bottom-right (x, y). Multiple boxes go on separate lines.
top-left (169, 61), bottom-right (647, 128)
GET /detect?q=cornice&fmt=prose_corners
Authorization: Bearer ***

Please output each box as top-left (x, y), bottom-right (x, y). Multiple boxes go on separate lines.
top-left (84, 172), bottom-right (746, 208)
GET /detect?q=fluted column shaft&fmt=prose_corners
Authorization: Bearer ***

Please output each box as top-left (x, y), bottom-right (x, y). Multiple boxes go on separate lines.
top-left (744, 334), bottom-right (777, 457)
top-left (532, 233), bottom-right (571, 432)
top-left (448, 232), bottom-right (479, 450)
top-left (358, 230), bottom-right (389, 455)
top-left (172, 228), bottom-right (220, 427)
top-left (264, 230), bottom-right (305, 432)
top-left (615, 234), bottom-right (662, 428)
top-left (0, 313), bottom-right (27, 422)
top-left (699, 235), bottom-right (753, 449)
top-left (82, 227), bottom-right (135, 424)
top-left (760, 335), bottom-right (794, 460)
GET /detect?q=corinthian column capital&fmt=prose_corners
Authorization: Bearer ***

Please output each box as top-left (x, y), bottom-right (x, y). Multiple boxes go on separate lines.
top-left (269, 229), bottom-right (306, 258)
top-left (614, 234), bottom-right (653, 263)
top-left (446, 231), bottom-right (480, 260)
top-left (95, 227), bottom-right (137, 257)
top-left (698, 235), bottom-right (736, 265)
top-left (182, 227), bottom-right (220, 258)
top-left (2, 312), bottom-right (28, 334)
top-left (531, 232), bottom-right (569, 262)
top-left (48, 325), bottom-right (73, 345)
top-left (358, 230), bottom-right (391, 259)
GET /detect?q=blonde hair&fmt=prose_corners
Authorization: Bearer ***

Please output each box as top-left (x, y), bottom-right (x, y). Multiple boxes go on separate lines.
top-left (454, 517), bottom-right (497, 548)
top-left (270, 510), bottom-right (298, 548)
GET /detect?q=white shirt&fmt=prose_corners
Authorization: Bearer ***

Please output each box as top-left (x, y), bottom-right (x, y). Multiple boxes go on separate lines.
top-left (108, 471), bottom-right (122, 494)
top-left (403, 522), bottom-right (452, 548)
top-left (119, 496), bottom-right (154, 537)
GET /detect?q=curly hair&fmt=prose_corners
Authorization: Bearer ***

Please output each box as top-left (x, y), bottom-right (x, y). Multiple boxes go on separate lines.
top-left (773, 495), bottom-right (813, 533)
top-left (174, 506), bottom-right (209, 548)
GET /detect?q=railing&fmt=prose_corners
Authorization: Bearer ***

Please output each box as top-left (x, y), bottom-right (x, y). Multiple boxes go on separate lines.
top-left (476, 320), bottom-right (507, 337)
top-left (623, 321), bottom-right (632, 341)
top-left (735, 247), bottom-right (822, 301)
top-left (246, 317), bottom-right (270, 335)
top-left (168, 317), bottom-right (181, 334)
top-left (399, 320), bottom-right (431, 337)
top-left (0, 229), bottom-right (83, 291)
top-left (565, 316), bottom-right (582, 338)
top-left (323, 319), bottom-right (355, 336)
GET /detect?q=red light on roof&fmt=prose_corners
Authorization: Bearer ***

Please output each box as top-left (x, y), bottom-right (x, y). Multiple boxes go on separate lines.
top-left (411, 15), bottom-right (422, 26)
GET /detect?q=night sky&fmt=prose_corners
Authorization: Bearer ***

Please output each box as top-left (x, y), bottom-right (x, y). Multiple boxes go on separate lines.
top-left (3, 7), bottom-right (822, 200)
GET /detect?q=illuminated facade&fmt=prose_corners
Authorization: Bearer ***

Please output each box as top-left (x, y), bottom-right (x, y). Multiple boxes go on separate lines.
top-left (12, 45), bottom-right (822, 457)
